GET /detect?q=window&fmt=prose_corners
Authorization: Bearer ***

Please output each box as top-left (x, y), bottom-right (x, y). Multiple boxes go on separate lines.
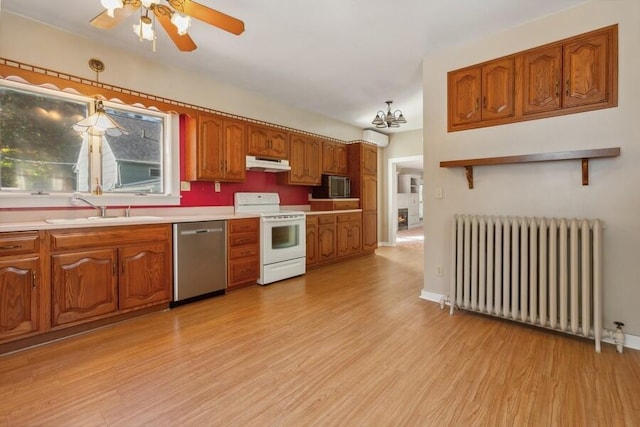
top-left (0, 79), bottom-right (179, 207)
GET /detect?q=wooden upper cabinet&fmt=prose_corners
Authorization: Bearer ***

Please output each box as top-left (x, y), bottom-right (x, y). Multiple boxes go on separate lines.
top-left (481, 58), bottom-right (515, 121)
top-left (448, 67), bottom-right (482, 127)
top-left (248, 125), bottom-right (288, 160)
top-left (322, 140), bottom-right (348, 175)
top-left (361, 144), bottom-right (377, 176)
top-left (449, 24), bottom-right (617, 132)
top-left (184, 113), bottom-right (246, 182)
top-left (563, 32), bottom-right (610, 109)
top-left (280, 134), bottom-right (321, 185)
top-left (523, 46), bottom-right (562, 114)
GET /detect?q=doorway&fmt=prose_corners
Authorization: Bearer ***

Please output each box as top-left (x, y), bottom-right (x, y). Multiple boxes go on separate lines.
top-left (387, 155), bottom-right (423, 246)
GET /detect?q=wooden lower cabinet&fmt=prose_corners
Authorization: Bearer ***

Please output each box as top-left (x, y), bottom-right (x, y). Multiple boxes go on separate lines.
top-left (48, 224), bottom-right (172, 328)
top-left (51, 249), bottom-right (118, 327)
top-left (337, 213), bottom-right (362, 257)
top-left (307, 212), bottom-right (366, 268)
top-left (0, 231), bottom-right (42, 344)
top-left (0, 256), bottom-right (40, 343)
top-left (227, 218), bottom-right (260, 290)
top-left (362, 212), bottom-right (377, 252)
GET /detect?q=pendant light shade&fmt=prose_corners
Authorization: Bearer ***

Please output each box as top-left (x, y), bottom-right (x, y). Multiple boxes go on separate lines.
top-left (72, 99), bottom-right (128, 136)
top-left (371, 100), bottom-right (407, 129)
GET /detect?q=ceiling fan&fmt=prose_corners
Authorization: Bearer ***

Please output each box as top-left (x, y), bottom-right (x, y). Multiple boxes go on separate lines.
top-left (91, 0), bottom-right (245, 52)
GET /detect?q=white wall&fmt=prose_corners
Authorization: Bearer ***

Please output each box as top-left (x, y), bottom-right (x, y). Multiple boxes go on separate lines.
top-left (422, 0), bottom-right (640, 334)
top-left (0, 13), bottom-right (362, 142)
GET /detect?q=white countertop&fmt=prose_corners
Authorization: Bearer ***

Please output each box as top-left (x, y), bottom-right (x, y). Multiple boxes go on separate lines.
top-left (306, 209), bottom-right (362, 215)
top-left (0, 213), bottom-right (260, 233)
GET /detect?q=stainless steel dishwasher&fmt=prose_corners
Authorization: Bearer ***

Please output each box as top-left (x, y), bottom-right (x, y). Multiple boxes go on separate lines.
top-left (173, 221), bottom-right (227, 305)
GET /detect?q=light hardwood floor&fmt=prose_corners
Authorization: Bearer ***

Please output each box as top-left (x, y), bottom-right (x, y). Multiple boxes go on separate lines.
top-left (1, 245), bottom-right (639, 426)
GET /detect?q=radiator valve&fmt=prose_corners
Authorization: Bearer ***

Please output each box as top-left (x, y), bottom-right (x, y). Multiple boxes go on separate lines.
top-left (613, 321), bottom-right (625, 354)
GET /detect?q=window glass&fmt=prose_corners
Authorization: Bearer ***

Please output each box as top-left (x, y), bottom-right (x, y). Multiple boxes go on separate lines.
top-left (100, 106), bottom-right (164, 194)
top-left (0, 85), bottom-right (88, 192)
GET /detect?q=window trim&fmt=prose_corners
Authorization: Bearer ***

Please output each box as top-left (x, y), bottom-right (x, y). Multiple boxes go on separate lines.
top-left (0, 79), bottom-right (180, 208)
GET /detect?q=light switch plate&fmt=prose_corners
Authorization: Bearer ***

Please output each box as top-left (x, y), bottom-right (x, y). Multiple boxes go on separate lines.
top-left (180, 181), bottom-right (191, 191)
top-left (214, 181), bottom-right (221, 192)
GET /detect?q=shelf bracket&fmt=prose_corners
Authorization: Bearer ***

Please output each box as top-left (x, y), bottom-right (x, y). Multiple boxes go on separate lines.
top-left (465, 166), bottom-right (474, 189)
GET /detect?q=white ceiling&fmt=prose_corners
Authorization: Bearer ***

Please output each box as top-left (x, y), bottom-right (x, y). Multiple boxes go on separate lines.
top-left (2, 0), bottom-right (588, 134)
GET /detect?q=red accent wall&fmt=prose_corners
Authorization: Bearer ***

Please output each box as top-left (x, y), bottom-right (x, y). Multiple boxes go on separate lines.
top-left (180, 172), bottom-right (311, 206)
top-left (179, 115), bottom-right (311, 207)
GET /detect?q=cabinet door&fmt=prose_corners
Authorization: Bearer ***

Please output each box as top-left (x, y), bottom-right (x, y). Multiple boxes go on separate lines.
top-left (363, 212), bottom-right (377, 251)
top-left (448, 67), bottom-right (482, 127)
top-left (482, 58), bottom-right (515, 121)
top-left (361, 175), bottom-right (377, 212)
top-left (288, 135), bottom-right (308, 184)
top-left (318, 225), bottom-right (336, 262)
top-left (223, 119), bottom-right (246, 181)
top-left (334, 143), bottom-right (348, 175)
top-left (268, 130), bottom-right (289, 160)
top-left (361, 144), bottom-right (377, 176)
top-left (336, 222), bottom-right (353, 257)
top-left (523, 46), bottom-right (562, 114)
top-left (247, 126), bottom-right (271, 157)
top-left (306, 221), bottom-right (318, 266)
top-left (305, 139), bottom-right (322, 184)
top-left (119, 242), bottom-right (171, 311)
top-left (349, 222), bottom-right (362, 254)
top-left (563, 33), bottom-right (609, 109)
top-left (0, 257), bottom-right (39, 341)
top-left (322, 141), bottom-right (338, 174)
top-left (197, 113), bottom-right (224, 180)
top-left (51, 249), bottom-right (118, 327)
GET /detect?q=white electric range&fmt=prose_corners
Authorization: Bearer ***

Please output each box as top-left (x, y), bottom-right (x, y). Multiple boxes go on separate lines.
top-left (234, 192), bottom-right (306, 285)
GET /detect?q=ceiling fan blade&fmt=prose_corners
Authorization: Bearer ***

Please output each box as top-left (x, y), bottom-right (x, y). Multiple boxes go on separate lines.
top-left (156, 11), bottom-right (198, 52)
top-left (170, 0), bottom-right (245, 35)
top-left (90, 3), bottom-right (140, 30)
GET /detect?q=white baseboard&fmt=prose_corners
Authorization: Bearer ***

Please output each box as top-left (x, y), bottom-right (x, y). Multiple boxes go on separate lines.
top-left (419, 290), bottom-right (640, 351)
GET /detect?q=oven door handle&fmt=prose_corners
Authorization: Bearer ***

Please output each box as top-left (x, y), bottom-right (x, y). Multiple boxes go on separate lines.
top-left (262, 217), bottom-right (305, 223)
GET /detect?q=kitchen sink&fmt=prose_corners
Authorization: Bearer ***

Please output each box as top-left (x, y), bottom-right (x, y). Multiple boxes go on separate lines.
top-left (45, 216), bottom-right (163, 224)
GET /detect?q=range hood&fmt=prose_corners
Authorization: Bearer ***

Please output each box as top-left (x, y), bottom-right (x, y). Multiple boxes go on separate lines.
top-left (246, 155), bottom-right (291, 172)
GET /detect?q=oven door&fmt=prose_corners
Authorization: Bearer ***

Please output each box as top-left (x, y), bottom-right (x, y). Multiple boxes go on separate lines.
top-left (261, 216), bottom-right (306, 265)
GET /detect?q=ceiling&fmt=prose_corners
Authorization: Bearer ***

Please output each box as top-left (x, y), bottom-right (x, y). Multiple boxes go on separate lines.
top-left (2, 0), bottom-right (588, 134)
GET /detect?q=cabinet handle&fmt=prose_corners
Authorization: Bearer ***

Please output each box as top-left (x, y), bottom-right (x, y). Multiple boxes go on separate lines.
top-left (482, 96), bottom-right (487, 109)
top-left (32, 272), bottom-right (36, 290)
top-left (122, 262), bottom-right (125, 274)
top-left (113, 264), bottom-right (117, 276)
top-left (565, 79), bottom-right (570, 96)
top-left (0, 244), bottom-right (21, 250)
top-left (475, 98), bottom-right (479, 111)
top-left (555, 80), bottom-right (559, 97)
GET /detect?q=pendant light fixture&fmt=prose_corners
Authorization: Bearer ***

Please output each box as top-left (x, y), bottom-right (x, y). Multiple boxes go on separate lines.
top-left (371, 100), bottom-right (407, 129)
top-left (72, 59), bottom-right (128, 137)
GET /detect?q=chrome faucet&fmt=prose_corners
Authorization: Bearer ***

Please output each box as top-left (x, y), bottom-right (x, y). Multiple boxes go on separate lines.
top-left (71, 192), bottom-right (107, 217)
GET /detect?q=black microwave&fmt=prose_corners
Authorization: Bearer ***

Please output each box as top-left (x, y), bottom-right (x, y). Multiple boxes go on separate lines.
top-left (313, 175), bottom-right (351, 198)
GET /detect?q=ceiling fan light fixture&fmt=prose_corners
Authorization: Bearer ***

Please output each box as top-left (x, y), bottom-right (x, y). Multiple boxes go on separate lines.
top-left (171, 13), bottom-right (192, 35)
top-left (100, 0), bottom-right (123, 18)
top-left (141, 0), bottom-right (160, 8)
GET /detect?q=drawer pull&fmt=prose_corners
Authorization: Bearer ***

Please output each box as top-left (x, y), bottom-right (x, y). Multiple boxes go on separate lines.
top-left (0, 244), bottom-right (22, 250)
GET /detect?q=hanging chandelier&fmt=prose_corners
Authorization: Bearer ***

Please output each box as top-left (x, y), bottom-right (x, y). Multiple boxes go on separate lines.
top-left (371, 100), bottom-right (407, 129)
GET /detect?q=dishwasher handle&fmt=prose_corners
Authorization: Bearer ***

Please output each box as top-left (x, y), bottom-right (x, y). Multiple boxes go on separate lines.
top-left (180, 228), bottom-right (224, 236)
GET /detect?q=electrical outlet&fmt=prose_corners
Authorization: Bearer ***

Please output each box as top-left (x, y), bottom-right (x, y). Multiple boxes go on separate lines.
top-left (436, 187), bottom-right (444, 199)
top-left (180, 181), bottom-right (191, 191)
top-left (436, 266), bottom-right (444, 277)
top-left (214, 181), bottom-right (221, 192)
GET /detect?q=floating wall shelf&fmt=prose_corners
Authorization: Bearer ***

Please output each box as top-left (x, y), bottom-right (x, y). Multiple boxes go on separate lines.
top-left (440, 147), bottom-right (621, 189)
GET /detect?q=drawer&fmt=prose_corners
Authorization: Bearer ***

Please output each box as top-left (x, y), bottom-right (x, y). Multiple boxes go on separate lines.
top-left (48, 225), bottom-right (170, 251)
top-left (337, 213), bottom-right (361, 223)
top-left (306, 215), bottom-right (318, 226)
top-left (0, 231), bottom-right (40, 256)
top-left (318, 214), bottom-right (336, 225)
top-left (229, 258), bottom-right (259, 285)
top-left (229, 232), bottom-right (259, 247)
top-left (229, 244), bottom-right (259, 260)
top-left (334, 200), bottom-right (360, 210)
top-left (229, 218), bottom-right (259, 234)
